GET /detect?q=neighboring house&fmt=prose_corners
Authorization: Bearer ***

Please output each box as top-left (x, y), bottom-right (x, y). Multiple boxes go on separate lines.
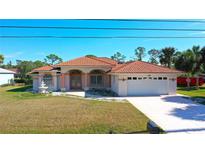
top-left (29, 56), bottom-right (181, 96)
top-left (0, 68), bottom-right (16, 85)
top-left (7, 68), bottom-right (21, 78)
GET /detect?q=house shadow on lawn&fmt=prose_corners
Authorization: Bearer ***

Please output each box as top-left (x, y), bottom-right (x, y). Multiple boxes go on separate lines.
top-left (162, 96), bottom-right (205, 122)
top-left (7, 85), bottom-right (32, 92)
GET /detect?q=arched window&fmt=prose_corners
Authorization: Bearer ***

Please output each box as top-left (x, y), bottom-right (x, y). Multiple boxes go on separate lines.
top-left (90, 70), bottom-right (104, 86)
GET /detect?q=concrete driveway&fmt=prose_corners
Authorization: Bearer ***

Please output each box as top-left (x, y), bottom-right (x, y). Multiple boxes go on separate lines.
top-left (127, 95), bottom-right (205, 134)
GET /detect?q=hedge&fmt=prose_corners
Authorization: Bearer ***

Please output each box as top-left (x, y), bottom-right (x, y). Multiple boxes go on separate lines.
top-left (177, 77), bottom-right (204, 86)
top-left (14, 78), bottom-right (32, 85)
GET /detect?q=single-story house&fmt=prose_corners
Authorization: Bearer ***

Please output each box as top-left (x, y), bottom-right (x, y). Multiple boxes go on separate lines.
top-left (0, 68), bottom-right (16, 86)
top-left (29, 56), bottom-right (182, 96)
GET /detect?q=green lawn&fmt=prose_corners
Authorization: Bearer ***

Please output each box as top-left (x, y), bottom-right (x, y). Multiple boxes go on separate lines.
top-left (0, 86), bottom-right (149, 134)
top-left (177, 86), bottom-right (205, 104)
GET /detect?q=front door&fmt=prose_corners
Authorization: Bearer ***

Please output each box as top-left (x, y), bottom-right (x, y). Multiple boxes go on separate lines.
top-left (70, 75), bottom-right (82, 90)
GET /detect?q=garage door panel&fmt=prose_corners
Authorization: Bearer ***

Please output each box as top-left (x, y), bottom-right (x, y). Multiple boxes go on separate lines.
top-left (127, 77), bottom-right (168, 96)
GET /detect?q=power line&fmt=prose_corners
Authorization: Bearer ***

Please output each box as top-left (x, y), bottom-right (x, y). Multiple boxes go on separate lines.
top-left (74, 19), bottom-right (205, 23)
top-left (1, 25), bottom-right (205, 32)
top-left (1, 36), bottom-right (205, 39)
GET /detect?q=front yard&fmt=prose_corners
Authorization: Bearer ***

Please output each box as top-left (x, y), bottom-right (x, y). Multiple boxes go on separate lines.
top-left (0, 86), bottom-right (149, 134)
top-left (177, 85), bottom-right (205, 105)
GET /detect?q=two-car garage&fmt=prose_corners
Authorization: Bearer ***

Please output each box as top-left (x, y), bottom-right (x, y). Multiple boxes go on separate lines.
top-left (127, 76), bottom-right (170, 96)
top-left (111, 73), bottom-right (178, 96)
top-left (110, 61), bottom-right (181, 96)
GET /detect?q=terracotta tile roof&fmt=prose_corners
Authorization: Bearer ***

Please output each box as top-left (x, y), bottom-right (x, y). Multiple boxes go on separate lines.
top-left (31, 56), bottom-right (181, 74)
top-left (111, 61), bottom-right (182, 73)
top-left (32, 65), bottom-right (54, 71)
top-left (97, 57), bottom-right (118, 65)
top-left (56, 56), bottom-right (116, 66)
top-left (111, 63), bottom-right (128, 72)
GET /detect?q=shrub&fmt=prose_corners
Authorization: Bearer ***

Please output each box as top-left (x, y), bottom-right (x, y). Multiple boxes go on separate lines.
top-left (14, 78), bottom-right (32, 85)
top-left (86, 88), bottom-right (118, 97)
top-left (177, 77), bottom-right (204, 87)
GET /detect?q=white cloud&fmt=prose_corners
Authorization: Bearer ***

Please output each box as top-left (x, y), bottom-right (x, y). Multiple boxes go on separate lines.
top-left (4, 52), bottom-right (23, 58)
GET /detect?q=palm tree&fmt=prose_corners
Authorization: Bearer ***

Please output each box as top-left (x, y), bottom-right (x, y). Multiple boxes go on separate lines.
top-left (200, 46), bottom-right (205, 67)
top-left (0, 54), bottom-right (4, 65)
top-left (174, 46), bottom-right (205, 89)
top-left (174, 50), bottom-right (195, 89)
top-left (188, 46), bottom-right (203, 89)
top-left (159, 47), bottom-right (176, 68)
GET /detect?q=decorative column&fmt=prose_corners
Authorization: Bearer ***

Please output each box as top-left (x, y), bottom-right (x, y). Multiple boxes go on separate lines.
top-left (108, 75), bottom-right (111, 88)
top-left (60, 73), bottom-right (66, 91)
top-left (52, 73), bottom-right (57, 91)
top-left (38, 74), bottom-right (43, 86)
top-left (37, 74), bottom-right (44, 92)
top-left (66, 73), bottom-right (70, 90)
top-left (32, 75), bottom-right (39, 92)
top-left (84, 73), bottom-right (89, 90)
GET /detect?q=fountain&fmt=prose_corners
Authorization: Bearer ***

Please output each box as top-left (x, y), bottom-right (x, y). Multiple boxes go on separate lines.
top-left (38, 80), bottom-right (48, 94)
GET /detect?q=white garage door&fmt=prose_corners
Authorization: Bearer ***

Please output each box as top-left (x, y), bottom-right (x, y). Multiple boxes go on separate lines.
top-left (127, 76), bottom-right (168, 96)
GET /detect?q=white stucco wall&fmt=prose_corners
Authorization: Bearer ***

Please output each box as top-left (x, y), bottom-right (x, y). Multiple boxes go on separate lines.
top-left (111, 75), bottom-right (119, 93)
top-left (0, 74), bottom-right (14, 85)
top-left (168, 75), bottom-right (177, 95)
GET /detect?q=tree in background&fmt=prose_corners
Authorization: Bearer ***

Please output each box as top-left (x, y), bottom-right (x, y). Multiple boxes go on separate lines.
top-left (85, 54), bottom-right (96, 57)
top-left (134, 47), bottom-right (146, 61)
top-left (16, 60), bottom-right (47, 84)
top-left (33, 60), bottom-right (47, 68)
top-left (4, 60), bottom-right (13, 69)
top-left (44, 54), bottom-right (63, 65)
top-left (111, 52), bottom-right (126, 63)
top-left (16, 60), bottom-right (34, 79)
top-left (159, 47), bottom-right (176, 68)
top-left (174, 50), bottom-right (195, 89)
top-left (188, 46), bottom-right (204, 89)
top-left (201, 47), bottom-right (205, 72)
top-left (0, 54), bottom-right (4, 65)
top-left (148, 49), bottom-right (160, 64)
top-left (174, 45), bottom-right (205, 89)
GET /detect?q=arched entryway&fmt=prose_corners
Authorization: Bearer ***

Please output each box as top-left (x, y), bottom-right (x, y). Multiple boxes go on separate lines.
top-left (69, 70), bottom-right (82, 90)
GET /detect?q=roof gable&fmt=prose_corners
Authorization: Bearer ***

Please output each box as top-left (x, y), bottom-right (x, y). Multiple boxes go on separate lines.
top-left (56, 56), bottom-right (116, 67)
top-left (32, 65), bottom-right (54, 72)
